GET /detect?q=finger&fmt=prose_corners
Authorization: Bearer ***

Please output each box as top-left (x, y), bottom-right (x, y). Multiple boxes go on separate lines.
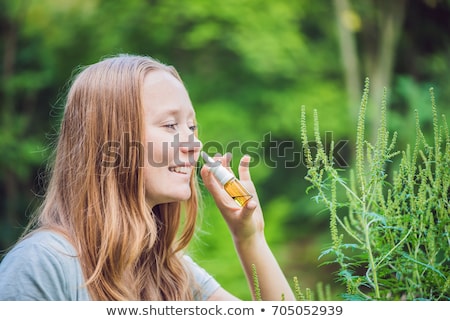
top-left (200, 165), bottom-right (227, 206)
top-left (200, 164), bottom-right (236, 206)
top-left (238, 154), bottom-right (252, 181)
top-left (210, 152), bottom-right (235, 178)
top-left (200, 164), bottom-right (223, 194)
top-left (239, 199), bottom-right (258, 218)
top-left (221, 152), bottom-right (232, 168)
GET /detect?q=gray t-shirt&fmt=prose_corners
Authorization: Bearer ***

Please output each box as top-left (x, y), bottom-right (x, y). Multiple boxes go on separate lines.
top-left (0, 230), bottom-right (220, 300)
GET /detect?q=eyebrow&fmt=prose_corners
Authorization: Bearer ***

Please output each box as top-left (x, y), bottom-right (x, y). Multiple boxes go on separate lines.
top-left (161, 106), bottom-right (196, 118)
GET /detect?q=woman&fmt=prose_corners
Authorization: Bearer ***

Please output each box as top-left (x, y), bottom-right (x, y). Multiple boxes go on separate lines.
top-left (0, 54), bottom-right (295, 301)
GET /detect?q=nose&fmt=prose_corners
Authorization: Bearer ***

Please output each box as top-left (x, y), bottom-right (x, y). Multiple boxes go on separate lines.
top-left (179, 134), bottom-right (202, 154)
top-left (176, 128), bottom-right (202, 164)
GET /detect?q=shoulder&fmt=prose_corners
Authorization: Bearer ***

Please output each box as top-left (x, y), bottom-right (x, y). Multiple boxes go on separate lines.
top-left (0, 230), bottom-right (89, 300)
top-left (16, 229), bottom-right (76, 254)
top-left (183, 255), bottom-right (221, 301)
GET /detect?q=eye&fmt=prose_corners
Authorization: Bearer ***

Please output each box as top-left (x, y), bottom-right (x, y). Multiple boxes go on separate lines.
top-left (189, 124), bottom-right (198, 132)
top-left (163, 123), bottom-right (178, 130)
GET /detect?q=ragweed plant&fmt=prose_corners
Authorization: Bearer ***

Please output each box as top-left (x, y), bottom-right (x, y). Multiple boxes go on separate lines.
top-left (300, 78), bottom-right (450, 300)
top-left (251, 265), bottom-right (318, 301)
top-left (251, 264), bottom-right (262, 301)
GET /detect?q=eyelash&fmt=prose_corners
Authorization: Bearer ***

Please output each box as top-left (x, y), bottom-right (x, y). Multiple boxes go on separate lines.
top-left (164, 123), bottom-right (197, 132)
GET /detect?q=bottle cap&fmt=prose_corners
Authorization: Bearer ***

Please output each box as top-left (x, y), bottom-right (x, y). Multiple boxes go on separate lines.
top-left (201, 151), bottom-right (234, 185)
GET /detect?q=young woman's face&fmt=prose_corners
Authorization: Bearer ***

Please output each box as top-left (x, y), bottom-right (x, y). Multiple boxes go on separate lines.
top-left (142, 70), bottom-right (202, 207)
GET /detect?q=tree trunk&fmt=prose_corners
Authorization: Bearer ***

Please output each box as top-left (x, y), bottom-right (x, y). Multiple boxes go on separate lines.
top-left (333, 0), bottom-right (362, 123)
top-left (367, 0), bottom-right (407, 143)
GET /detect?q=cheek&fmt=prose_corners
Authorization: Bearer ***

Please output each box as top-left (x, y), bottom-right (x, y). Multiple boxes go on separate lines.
top-left (145, 136), bottom-right (174, 167)
top-left (146, 142), bottom-right (163, 165)
top-left (143, 165), bottom-right (166, 197)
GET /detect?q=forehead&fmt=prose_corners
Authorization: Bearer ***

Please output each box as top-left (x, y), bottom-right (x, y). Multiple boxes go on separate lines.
top-left (143, 69), bottom-right (181, 87)
top-left (142, 70), bottom-right (194, 116)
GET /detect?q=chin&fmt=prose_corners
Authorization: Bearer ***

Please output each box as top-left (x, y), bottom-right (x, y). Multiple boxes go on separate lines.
top-left (178, 192), bottom-right (192, 201)
top-left (167, 190), bottom-right (192, 203)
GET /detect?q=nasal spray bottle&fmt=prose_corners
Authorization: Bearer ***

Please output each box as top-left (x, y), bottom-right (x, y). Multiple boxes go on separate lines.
top-left (201, 151), bottom-right (253, 207)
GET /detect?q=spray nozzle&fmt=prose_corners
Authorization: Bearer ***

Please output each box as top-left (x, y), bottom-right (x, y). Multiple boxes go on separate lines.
top-left (201, 151), bottom-right (235, 185)
top-left (201, 151), bottom-right (221, 167)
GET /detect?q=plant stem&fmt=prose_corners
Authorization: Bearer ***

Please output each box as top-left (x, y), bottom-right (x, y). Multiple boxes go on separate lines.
top-left (363, 216), bottom-right (380, 299)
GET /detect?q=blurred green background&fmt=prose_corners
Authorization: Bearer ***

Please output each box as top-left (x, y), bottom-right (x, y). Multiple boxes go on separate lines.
top-left (0, 0), bottom-right (449, 300)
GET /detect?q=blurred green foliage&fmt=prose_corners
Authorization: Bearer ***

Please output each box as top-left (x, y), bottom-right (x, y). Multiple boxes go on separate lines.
top-left (1, 0), bottom-right (449, 300)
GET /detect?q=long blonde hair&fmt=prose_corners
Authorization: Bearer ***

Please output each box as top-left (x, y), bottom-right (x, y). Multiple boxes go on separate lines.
top-left (36, 54), bottom-right (199, 300)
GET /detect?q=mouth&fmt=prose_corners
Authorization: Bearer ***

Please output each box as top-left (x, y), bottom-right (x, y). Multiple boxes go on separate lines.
top-left (169, 165), bottom-right (191, 174)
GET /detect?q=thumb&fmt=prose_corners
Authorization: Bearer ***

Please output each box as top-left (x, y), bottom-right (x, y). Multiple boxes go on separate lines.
top-left (239, 199), bottom-right (257, 217)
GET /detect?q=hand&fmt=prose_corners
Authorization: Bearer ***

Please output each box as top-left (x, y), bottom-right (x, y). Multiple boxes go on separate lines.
top-left (201, 153), bottom-right (296, 301)
top-left (200, 153), bottom-right (265, 244)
